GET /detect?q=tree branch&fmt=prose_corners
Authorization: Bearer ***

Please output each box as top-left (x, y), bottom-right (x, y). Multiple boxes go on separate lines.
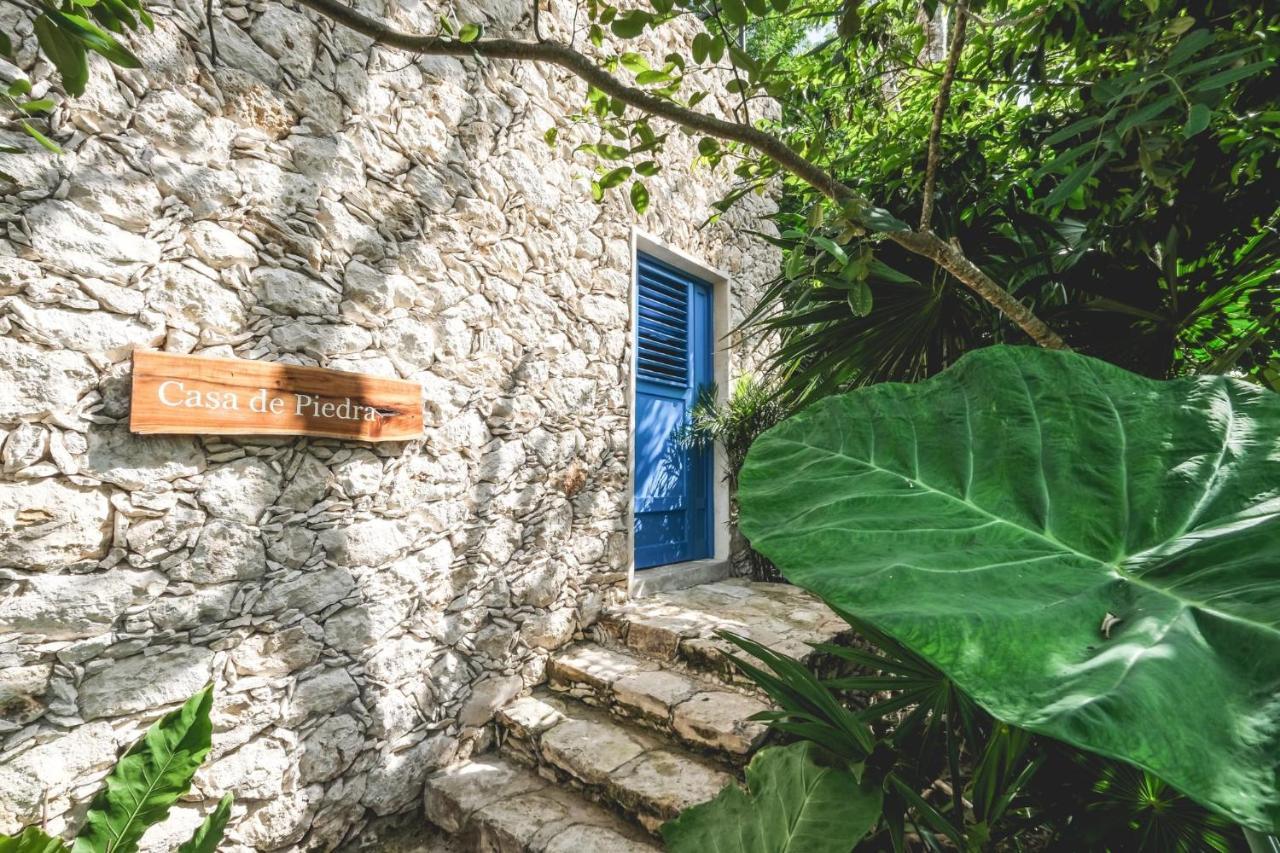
top-left (290, 0), bottom-right (1069, 351)
top-left (919, 0), bottom-right (968, 231)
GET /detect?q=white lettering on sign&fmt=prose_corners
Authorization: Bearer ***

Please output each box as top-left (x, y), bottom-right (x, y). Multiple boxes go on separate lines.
top-left (158, 380), bottom-right (240, 410)
top-left (156, 382), bottom-right (380, 422)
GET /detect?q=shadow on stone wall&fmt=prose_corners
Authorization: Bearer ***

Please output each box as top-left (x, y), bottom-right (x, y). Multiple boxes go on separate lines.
top-left (0, 0), bottom-right (779, 847)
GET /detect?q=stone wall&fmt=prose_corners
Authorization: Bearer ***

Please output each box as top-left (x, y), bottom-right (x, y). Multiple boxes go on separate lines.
top-left (0, 0), bottom-right (778, 848)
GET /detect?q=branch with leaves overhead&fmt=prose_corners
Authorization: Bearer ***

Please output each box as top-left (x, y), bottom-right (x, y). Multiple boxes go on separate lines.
top-left (287, 0), bottom-right (1070, 350)
top-left (0, 0), bottom-right (150, 152)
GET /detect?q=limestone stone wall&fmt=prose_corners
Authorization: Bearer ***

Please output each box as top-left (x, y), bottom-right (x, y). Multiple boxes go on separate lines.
top-left (0, 0), bottom-right (778, 848)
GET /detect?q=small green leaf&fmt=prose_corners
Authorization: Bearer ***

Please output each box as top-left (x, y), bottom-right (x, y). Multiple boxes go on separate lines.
top-left (692, 32), bottom-right (711, 64)
top-left (610, 10), bottom-right (651, 38)
top-left (458, 22), bottom-right (483, 42)
top-left (1043, 115), bottom-right (1103, 147)
top-left (0, 30), bottom-right (12, 58)
top-left (20, 122), bottom-right (62, 154)
top-left (599, 165), bottom-right (632, 189)
top-left (860, 206), bottom-right (910, 233)
top-left (635, 160), bottom-right (660, 176)
top-left (6, 77), bottom-right (31, 97)
top-left (719, 0), bottom-right (747, 26)
top-left (1040, 161), bottom-right (1101, 209)
top-left (630, 180), bottom-right (649, 214)
top-left (21, 99), bottom-right (57, 113)
top-left (1189, 60), bottom-right (1273, 93)
top-left (697, 137), bottom-right (720, 156)
top-left (0, 827), bottom-right (71, 853)
top-left (34, 16), bottom-right (89, 97)
top-left (810, 235), bottom-right (848, 266)
top-left (48, 10), bottom-right (140, 67)
top-left (1183, 103), bottom-right (1212, 138)
top-left (1164, 15), bottom-right (1196, 38)
top-left (635, 69), bottom-right (671, 85)
top-left (174, 794), bottom-right (233, 853)
top-left (785, 249), bottom-right (807, 279)
top-left (578, 142), bottom-right (630, 160)
top-left (708, 34), bottom-right (725, 63)
top-left (846, 281), bottom-right (872, 316)
top-left (543, 126), bottom-right (558, 147)
top-left (590, 181), bottom-right (604, 202)
top-left (619, 52), bottom-right (649, 73)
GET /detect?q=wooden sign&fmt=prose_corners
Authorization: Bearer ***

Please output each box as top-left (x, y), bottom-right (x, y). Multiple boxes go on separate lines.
top-left (130, 350), bottom-right (422, 442)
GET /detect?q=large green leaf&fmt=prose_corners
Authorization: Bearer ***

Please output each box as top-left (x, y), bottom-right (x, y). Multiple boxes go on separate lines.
top-left (662, 742), bottom-right (881, 852)
top-left (72, 685), bottom-right (215, 853)
top-left (0, 828), bottom-right (71, 853)
top-left (739, 345), bottom-right (1280, 833)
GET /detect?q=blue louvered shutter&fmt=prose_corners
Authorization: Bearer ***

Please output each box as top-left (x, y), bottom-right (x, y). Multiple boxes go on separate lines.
top-left (637, 265), bottom-right (689, 388)
top-left (634, 254), bottom-right (714, 569)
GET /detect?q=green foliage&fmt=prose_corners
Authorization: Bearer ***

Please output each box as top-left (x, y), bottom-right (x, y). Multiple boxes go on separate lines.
top-left (662, 742), bottom-right (882, 853)
top-left (73, 686), bottom-right (218, 853)
top-left (681, 375), bottom-right (788, 488)
top-left (680, 376), bottom-right (789, 581)
top-left (1, 686), bottom-right (230, 853)
top-left (0, 829), bottom-right (70, 853)
top-left (173, 796), bottom-right (232, 853)
top-left (2, 0), bottom-right (150, 151)
top-left (739, 345), bottom-right (1280, 833)
top-left (740, 2), bottom-right (1279, 402)
top-left (715, 616), bottom-right (1248, 851)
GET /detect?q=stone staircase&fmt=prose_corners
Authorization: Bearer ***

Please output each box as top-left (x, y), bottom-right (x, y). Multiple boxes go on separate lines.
top-left (423, 579), bottom-right (851, 851)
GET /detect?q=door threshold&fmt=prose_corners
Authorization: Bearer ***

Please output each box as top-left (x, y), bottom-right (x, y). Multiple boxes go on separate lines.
top-left (630, 558), bottom-right (735, 598)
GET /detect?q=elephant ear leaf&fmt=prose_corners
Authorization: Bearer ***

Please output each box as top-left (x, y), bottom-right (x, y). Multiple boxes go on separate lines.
top-left (662, 742), bottom-right (881, 852)
top-left (174, 794), bottom-right (232, 853)
top-left (739, 345), bottom-right (1280, 834)
top-left (0, 827), bottom-right (71, 853)
top-left (72, 685), bottom-right (216, 853)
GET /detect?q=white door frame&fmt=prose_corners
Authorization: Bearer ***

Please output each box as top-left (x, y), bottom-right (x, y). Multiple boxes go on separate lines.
top-left (625, 229), bottom-right (734, 596)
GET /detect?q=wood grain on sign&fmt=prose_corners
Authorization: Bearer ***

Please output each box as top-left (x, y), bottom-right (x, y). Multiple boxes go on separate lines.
top-left (130, 350), bottom-right (423, 442)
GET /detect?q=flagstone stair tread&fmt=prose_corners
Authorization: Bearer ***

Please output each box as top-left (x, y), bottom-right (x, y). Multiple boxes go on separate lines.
top-left (423, 755), bottom-right (660, 852)
top-left (591, 578), bottom-right (851, 685)
top-left (423, 580), bottom-right (850, 847)
top-left (496, 689), bottom-right (738, 835)
top-left (547, 641), bottom-right (771, 759)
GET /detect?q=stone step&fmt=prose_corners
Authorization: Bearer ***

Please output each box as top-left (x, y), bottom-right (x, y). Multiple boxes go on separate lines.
top-left (424, 755), bottom-right (660, 852)
top-left (592, 578), bottom-right (852, 687)
top-left (548, 642), bottom-right (770, 761)
top-left (496, 690), bottom-right (739, 836)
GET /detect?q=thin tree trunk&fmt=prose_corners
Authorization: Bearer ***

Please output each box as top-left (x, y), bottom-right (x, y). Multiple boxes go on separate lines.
top-left (919, 0), bottom-right (969, 231)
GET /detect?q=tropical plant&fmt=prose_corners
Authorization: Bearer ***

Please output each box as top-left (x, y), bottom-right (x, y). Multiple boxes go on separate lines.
top-left (742, 3), bottom-right (1280, 404)
top-left (665, 614), bottom-right (1248, 852)
top-left (680, 375), bottom-right (789, 581)
top-left (738, 344), bottom-right (1280, 835)
top-left (682, 376), bottom-right (788, 491)
top-left (662, 741), bottom-right (882, 853)
top-left (0, 686), bottom-right (232, 853)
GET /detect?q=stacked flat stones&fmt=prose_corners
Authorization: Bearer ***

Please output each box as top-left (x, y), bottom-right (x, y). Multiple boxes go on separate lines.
top-left (424, 579), bottom-right (851, 850)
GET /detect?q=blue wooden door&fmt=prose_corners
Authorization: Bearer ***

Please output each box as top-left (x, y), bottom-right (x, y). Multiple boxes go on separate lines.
top-left (634, 254), bottom-right (714, 570)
